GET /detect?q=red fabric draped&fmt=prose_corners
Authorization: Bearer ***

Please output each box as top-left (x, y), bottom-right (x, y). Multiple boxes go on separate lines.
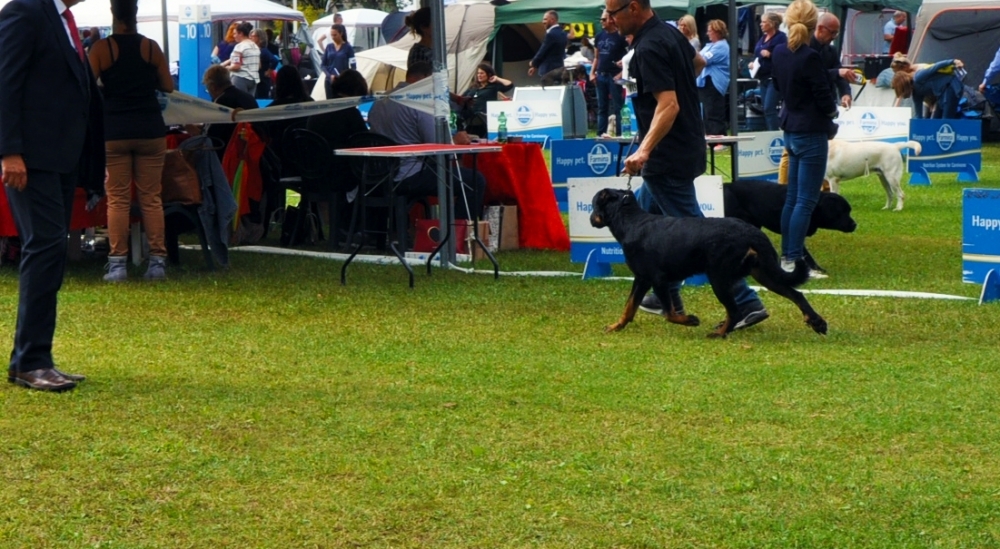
top-left (0, 178), bottom-right (107, 237)
top-left (463, 143), bottom-right (569, 251)
top-left (221, 123), bottom-right (266, 220)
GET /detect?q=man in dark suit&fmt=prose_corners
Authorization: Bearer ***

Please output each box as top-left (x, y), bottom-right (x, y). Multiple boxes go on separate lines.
top-left (0, 0), bottom-right (105, 392)
top-left (528, 10), bottom-right (568, 82)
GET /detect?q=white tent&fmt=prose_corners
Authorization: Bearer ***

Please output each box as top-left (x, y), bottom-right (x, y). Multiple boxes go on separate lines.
top-left (908, 0), bottom-right (1000, 89)
top-left (70, 0), bottom-right (306, 63)
top-left (346, 3), bottom-right (494, 95)
top-left (311, 9), bottom-right (389, 52)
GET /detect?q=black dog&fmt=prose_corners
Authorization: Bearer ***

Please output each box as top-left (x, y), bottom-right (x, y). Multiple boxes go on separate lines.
top-left (723, 179), bottom-right (857, 273)
top-left (590, 188), bottom-right (827, 338)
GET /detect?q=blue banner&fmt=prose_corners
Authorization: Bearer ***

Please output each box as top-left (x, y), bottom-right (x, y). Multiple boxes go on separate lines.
top-left (962, 188), bottom-right (1000, 284)
top-left (551, 139), bottom-right (627, 212)
top-left (908, 119), bottom-right (982, 184)
top-left (178, 4), bottom-right (213, 101)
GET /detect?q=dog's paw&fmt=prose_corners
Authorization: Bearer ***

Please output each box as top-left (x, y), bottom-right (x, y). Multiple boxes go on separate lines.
top-left (603, 323), bottom-right (626, 333)
top-left (666, 313), bottom-right (701, 327)
top-left (806, 315), bottom-right (828, 335)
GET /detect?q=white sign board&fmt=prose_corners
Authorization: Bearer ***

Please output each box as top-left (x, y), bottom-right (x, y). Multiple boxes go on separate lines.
top-left (567, 175), bottom-right (724, 264)
top-left (486, 100), bottom-right (562, 147)
top-left (736, 130), bottom-right (784, 179)
top-left (833, 106), bottom-right (911, 141)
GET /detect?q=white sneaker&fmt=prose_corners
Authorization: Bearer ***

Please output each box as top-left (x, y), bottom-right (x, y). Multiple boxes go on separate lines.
top-left (808, 269), bottom-right (829, 279)
top-left (780, 258), bottom-right (796, 273)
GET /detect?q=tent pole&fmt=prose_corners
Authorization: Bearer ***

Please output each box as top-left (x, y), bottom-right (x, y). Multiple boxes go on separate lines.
top-left (728, 0), bottom-right (738, 178)
top-left (429, 0), bottom-right (455, 265)
top-left (161, 0), bottom-right (169, 64)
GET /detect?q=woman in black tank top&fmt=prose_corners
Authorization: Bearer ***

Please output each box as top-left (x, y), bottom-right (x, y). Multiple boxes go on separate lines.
top-left (87, 0), bottom-right (174, 282)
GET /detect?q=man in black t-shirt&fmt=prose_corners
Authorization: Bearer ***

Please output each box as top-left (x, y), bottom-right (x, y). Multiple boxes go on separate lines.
top-left (590, 11), bottom-right (628, 136)
top-left (606, 0), bottom-right (770, 330)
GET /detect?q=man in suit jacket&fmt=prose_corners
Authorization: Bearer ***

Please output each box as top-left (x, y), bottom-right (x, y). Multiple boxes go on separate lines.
top-left (0, 0), bottom-right (105, 392)
top-left (529, 10), bottom-right (567, 81)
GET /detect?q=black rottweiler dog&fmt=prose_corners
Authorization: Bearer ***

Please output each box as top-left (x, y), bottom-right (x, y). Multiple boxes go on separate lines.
top-left (723, 179), bottom-right (857, 273)
top-left (590, 188), bottom-right (827, 338)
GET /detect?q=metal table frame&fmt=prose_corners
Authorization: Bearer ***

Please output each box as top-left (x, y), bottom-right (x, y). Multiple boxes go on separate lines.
top-left (334, 143), bottom-right (502, 287)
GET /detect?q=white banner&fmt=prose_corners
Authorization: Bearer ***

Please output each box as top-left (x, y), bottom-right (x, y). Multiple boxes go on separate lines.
top-left (736, 130), bottom-right (784, 180)
top-left (159, 79), bottom-right (437, 126)
top-left (833, 106), bottom-right (911, 141)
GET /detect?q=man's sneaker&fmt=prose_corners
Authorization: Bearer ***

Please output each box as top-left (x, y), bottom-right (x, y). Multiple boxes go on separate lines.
top-left (733, 306), bottom-right (770, 330)
top-left (809, 269), bottom-right (829, 279)
top-left (639, 293), bottom-right (664, 315)
top-left (714, 305), bottom-right (770, 331)
top-left (780, 258), bottom-right (796, 273)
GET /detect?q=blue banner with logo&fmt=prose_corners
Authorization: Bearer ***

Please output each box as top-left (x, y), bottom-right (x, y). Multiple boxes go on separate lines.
top-left (962, 188), bottom-right (1000, 284)
top-left (551, 139), bottom-right (624, 212)
top-left (908, 119), bottom-right (981, 185)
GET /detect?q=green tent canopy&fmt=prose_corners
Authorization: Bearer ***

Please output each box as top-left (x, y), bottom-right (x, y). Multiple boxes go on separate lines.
top-left (494, 0), bottom-right (922, 28)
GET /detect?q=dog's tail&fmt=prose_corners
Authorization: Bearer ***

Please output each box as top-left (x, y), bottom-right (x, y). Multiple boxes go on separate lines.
top-left (744, 236), bottom-right (810, 288)
top-left (895, 140), bottom-right (922, 156)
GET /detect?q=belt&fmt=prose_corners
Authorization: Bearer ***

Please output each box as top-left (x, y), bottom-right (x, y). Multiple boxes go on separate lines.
top-left (597, 71), bottom-right (616, 76)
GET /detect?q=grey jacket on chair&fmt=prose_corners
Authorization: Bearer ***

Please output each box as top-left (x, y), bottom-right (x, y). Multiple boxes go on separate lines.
top-left (180, 136), bottom-right (237, 267)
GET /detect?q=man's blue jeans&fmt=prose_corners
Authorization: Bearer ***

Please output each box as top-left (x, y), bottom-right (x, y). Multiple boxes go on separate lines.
top-left (781, 131), bottom-right (828, 261)
top-left (759, 78), bottom-right (781, 131)
top-left (596, 73), bottom-right (624, 135)
top-left (639, 173), bottom-right (762, 309)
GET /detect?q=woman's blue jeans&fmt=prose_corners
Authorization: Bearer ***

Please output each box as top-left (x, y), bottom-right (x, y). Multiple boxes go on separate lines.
top-left (781, 131), bottom-right (828, 261)
top-left (759, 78), bottom-right (781, 131)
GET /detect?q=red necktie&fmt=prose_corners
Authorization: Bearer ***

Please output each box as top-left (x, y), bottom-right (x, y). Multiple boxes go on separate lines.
top-left (62, 8), bottom-right (85, 63)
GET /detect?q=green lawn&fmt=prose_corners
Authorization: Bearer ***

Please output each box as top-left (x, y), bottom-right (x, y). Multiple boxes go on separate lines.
top-left (1, 143), bottom-right (999, 548)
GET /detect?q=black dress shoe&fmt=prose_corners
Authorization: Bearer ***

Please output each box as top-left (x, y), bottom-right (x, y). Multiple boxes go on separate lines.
top-left (53, 367), bottom-right (86, 382)
top-left (8, 368), bottom-right (77, 392)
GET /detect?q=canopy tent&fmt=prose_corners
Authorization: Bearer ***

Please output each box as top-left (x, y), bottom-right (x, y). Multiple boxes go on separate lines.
top-left (908, 0), bottom-right (1000, 89)
top-left (68, 0), bottom-right (306, 63)
top-left (73, 0), bottom-right (305, 25)
top-left (346, 2), bottom-right (495, 95)
top-left (311, 8), bottom-right (389, 52)
top-left (494, 0), bottom-right (922, 27)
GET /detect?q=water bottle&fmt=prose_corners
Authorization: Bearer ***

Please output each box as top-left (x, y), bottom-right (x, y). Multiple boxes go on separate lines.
top-left (497, 112), bottom-right (508, 144)
top-left (620, 103), bottom-right (632, 138)
top-left (449, 111), bottom-right (458, 134)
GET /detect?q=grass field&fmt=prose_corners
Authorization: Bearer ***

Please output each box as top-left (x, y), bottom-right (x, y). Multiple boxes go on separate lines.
top-left (1, 143), bottom-right (999, 548)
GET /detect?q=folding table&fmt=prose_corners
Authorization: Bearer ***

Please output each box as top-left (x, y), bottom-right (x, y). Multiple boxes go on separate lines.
top-left (335, 143), bottom-right (502, 287)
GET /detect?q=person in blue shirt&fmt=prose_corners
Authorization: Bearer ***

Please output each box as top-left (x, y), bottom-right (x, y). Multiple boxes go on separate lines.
top-left (589, 9), bottom-right (628, 136)
top-left (319, 23), bottom-right (355, 100)
top-left (250, 29), bottom-right (278, 99)
top-left (882, 11), bottom-right (905, 55)
top-left (697, 19), bottom-right (730, 139)
top-left (752, 12), bottom-right (787, 131)
top-left (892, 58), bottom-right (965, 119)
top-left (979, 45), bottom-right (1000, 94)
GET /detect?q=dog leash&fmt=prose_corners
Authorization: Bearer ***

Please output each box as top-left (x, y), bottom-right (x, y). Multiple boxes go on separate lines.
top-left (623, 132), bottom-right (639, 191)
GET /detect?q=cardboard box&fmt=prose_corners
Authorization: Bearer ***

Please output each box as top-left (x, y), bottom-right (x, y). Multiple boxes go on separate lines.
top-left (413, 219), bottom-right (491, 261)
top-left (484, 205), bottom-right (519, 251)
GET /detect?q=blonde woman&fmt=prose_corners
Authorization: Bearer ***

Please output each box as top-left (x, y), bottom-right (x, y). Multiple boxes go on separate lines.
top-left (770, 0), bottom-right (838, 274)
top-left (677, 14), bottom-right (700, 50)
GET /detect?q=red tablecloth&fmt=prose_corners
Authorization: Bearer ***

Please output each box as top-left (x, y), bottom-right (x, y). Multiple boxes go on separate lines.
top-left (0, 181), bottom-right (107, 237)
top-left (463, 142), bottom-right (570, 251)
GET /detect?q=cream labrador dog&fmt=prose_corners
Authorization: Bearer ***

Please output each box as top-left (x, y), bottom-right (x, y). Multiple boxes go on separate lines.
top-left (825, 140), bottom-right (922, 211)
